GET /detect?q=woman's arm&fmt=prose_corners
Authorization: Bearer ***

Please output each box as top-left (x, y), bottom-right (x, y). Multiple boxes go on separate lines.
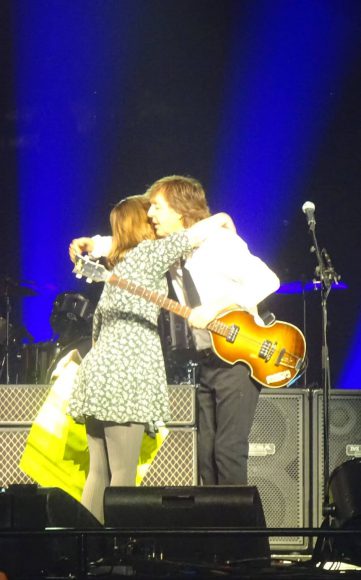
top-left (186, 213), bottom-right (236, 247)
top-left (69, 235), bottom-right (112, 262)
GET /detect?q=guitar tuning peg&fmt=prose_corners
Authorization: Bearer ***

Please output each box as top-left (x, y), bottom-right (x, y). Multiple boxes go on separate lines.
top-left (86, 278), bottom-right (93, 284)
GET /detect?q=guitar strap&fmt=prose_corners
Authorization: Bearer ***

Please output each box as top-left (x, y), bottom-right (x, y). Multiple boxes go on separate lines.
top-left (180, 259), bottom-right (201, 308)
top-left (164, 270), bottom-right (197, 353)
top-left (165, 271), bottom-right (179, 301)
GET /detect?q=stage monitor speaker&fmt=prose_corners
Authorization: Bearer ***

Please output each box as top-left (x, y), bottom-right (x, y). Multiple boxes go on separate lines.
top-left (104, 485), bottom-right (270, 564)
top-left (312, 389), bottom-right (361, 527)
top-left (1, 485), bottom-right (101, 529)
top-left (0, 486), bottom-right (101, 577)
top-left (248, 389), bottom-right (310, 552)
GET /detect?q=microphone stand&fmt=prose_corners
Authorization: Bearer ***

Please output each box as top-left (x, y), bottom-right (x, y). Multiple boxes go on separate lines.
top-left (306, 220), bottom-right (340, 524)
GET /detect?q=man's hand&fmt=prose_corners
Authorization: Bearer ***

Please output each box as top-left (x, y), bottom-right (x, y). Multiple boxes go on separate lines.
top-left (69, 237), bottom-right (95, 263)
top-left (188, 305), bottom-right (219, 329)
top-left (188, 302), bottom-right (241, 329)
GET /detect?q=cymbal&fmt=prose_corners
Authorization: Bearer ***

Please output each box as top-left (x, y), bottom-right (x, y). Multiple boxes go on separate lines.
top-left (0, 278), bottom-right (37, 297)
top-left (277, 280), bottom-right (348, 295)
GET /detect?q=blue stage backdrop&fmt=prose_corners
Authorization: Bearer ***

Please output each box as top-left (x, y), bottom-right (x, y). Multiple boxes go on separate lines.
top-left (6, 0), bottom-right (361, 387)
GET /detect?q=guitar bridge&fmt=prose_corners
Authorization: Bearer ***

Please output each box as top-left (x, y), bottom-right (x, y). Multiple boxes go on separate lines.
top-left (226, 325), bottom-right (239, 343)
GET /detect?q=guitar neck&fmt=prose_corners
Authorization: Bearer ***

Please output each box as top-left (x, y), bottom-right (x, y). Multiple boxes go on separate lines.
top-left (108, 273), bottom-right (191, 319)
top-left (108, 273), bottom-right (229, 337)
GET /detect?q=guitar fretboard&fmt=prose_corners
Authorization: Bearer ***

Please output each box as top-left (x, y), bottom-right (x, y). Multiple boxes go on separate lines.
top-left (108, 274), bottom-right (230, 338)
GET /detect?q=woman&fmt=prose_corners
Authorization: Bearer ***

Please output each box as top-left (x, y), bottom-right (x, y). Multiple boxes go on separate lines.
top-left (68, 194), bottom-right (234, 523)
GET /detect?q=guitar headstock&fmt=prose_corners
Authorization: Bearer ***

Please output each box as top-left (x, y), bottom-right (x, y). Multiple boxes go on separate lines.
top-left (73, 254), bottom-right (109, 283)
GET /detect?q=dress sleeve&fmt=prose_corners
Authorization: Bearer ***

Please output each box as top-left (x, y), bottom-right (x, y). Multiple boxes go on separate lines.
top-left (141, 231), bottom-right (192, 277)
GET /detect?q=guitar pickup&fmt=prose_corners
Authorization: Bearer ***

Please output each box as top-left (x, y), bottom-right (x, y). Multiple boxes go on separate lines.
top-left (259, 340), bottom-right (277, 362)
top-left (226, 325), bottom-right (239, 343)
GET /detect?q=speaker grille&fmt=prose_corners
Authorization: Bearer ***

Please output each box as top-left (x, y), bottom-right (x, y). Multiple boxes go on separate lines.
top-left (312, 389), bottom-right (361, 527)
top-left (0, 385), bottom-right (50, 424)
top-left (167, 385), bottom-right (196, 425)
top-left (0, 427), bottom-right (34, 487)
top-left (0, 384), bottom-right (194, 425)
top-left (141, 428), bottom-right (197, 486)
top-left (0, 385), bottom-right (197, 490)
top-left (249, 389), bottom-right (309, 550)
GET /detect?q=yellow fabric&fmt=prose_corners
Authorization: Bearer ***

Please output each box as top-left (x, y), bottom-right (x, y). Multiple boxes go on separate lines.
top-left (19, 349), bottom-right (169, 500)
top-left (19, 350), bottom-right (89, 502)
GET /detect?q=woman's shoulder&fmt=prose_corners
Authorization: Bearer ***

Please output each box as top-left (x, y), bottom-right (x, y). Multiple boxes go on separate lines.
top-left (120, 240), bottom-right (156, 263)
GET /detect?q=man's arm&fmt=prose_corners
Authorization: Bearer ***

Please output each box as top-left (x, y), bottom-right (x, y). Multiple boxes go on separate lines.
top-left (187, 230), bottom-right (280, 329)
top-left (69, 235), bottom-right (112, 262)
top-left (68, 214), bottom-right (234, 263)
top-left (188, 302), bottom-right (239, 329)
top-left (217, 232), bottom-right (280, 309)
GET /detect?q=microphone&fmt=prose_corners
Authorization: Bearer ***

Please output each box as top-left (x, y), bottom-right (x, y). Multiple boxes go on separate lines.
top-left (302, 201), bottom-right (316, 228)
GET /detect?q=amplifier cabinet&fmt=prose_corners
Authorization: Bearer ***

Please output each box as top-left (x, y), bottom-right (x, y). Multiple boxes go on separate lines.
top-left (312, 389), bottom-right (361, 527)
top-left (248, 389), bottom-right (310, 552)
top-left (0, 384), bottom-right (195, 426)
top-left (0, 426), bottom-right (198, 489)
top-left (0, 385), bottom-right (197, 489)
top-left (141, 427), bottom-right (197, 486)
top-left (0, 385), bottom-right (50, 425)
top-left (0, 426), bottom-right (34, 487)
top-left (167, 384), bottom-right (196, 426)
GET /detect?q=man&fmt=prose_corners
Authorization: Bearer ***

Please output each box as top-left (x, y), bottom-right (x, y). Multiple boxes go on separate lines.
top-left (69, 175), bottom-right (280, 484)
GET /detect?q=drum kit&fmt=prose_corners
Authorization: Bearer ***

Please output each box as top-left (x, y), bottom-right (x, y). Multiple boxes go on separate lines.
top-left (0, 277), bottom-right (94, 385)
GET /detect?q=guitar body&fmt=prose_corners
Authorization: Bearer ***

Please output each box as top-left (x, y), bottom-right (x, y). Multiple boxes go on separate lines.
top-left (209, 309), bottom-right (306, 388)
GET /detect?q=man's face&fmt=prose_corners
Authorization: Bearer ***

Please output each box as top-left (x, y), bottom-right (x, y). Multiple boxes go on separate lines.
top-left (147, 191), bottom-right (184, 237)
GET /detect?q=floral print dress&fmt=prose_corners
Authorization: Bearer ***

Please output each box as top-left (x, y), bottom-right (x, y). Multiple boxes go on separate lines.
top-left (68, 231), bottom-right (191, 427)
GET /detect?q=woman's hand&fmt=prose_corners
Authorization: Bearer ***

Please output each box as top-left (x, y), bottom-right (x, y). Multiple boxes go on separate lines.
top-left (69, 237), bottom-right (95, 263)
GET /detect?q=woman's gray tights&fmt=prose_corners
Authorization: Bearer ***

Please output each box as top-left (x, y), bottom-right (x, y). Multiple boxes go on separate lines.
top-left (82, 418), bottom-right (144, 523)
